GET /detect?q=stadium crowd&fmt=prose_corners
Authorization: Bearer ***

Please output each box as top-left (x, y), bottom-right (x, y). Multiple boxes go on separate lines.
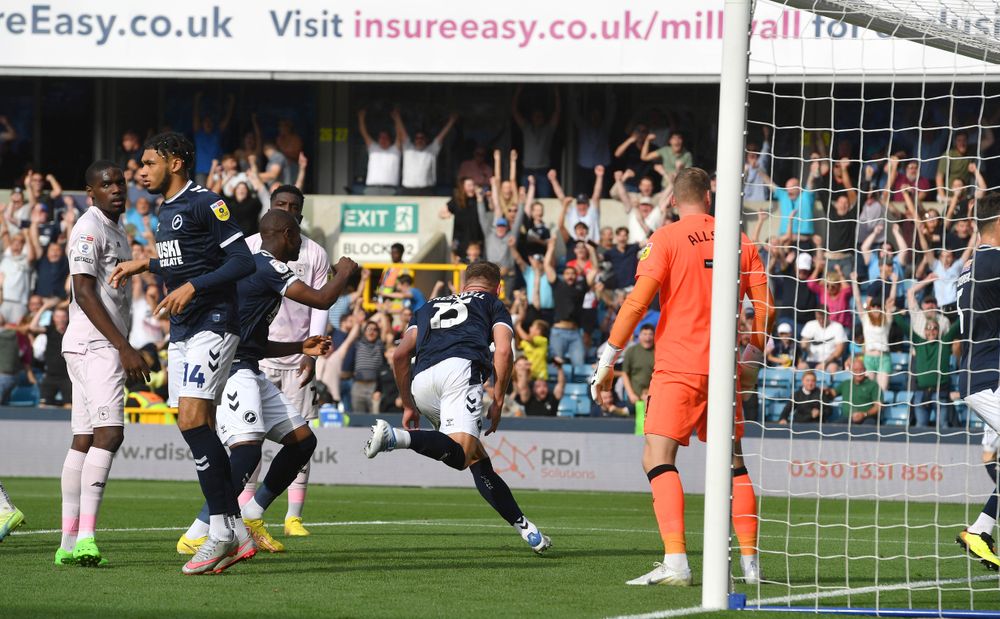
top-left (0, 87), bottom-right (996, 428)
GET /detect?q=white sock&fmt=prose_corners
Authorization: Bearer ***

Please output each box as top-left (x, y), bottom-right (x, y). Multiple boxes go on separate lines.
top-left (740, 554), bottom-right (760, 574)
top-left (513, 516), bottom-right (540, 543)
top-left (209, 514), bottom-right (233, 540)
top-left (969, 512), bottom-right (997, 536)
top-left (184, 518), bottom-right (209, 539)
top-left (60, 449), bottom-right (87, 552)
top-left (231, 515), bottom-right (250, 543)
top-left (78, 447), bottom-right (114, 540)
top-left (662, 553), bottom-right (690, 573)
top-left (242, 497), bottom-right (265, 521)
top-left (392, 428), bottom-right (411, 449)
top-left (0, 481), bottom-right (13, 511)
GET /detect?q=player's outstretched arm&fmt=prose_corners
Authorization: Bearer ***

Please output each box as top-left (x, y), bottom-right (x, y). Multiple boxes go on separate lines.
top-left (264, 335), bottom-right (331, 359)
top-left (590, 275), bottom-right (658, 403)
top-left (285, 256), bottom-right (360, 310)
top-left (73, 274), bottom-right (150, 384)
top-left (487, 324), bottom-right (515, 436)
top-left (109, 257), bottom-right (150, 289)
top-left (391, 327), bottom-right (420, 429)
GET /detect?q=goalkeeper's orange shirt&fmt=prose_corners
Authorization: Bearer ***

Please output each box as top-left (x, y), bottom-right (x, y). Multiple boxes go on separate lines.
top-left (635, 213), bottom-right (767, 376)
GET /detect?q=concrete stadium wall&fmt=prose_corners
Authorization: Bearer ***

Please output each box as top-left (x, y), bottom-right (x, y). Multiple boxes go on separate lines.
top-left (0, 420), bottom-right (986, 504)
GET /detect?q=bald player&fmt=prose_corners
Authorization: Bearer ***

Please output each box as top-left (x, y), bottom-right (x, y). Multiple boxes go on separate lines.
top-left (242, 184), bottom-right (331, 537)
top-left (591, 167), bottom-right (773, 586)
top-left (177, 209), bottom-right (356, 560)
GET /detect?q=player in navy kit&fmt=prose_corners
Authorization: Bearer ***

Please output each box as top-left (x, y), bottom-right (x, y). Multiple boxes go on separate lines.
top-left (177, 209), bottom-right (358, 554)
top-left (110, 131), bottom-right (257, 574)
top-left (364, 261), bottom-right (551, 553)
top-left (956, 191), bottom-right (1000, 572)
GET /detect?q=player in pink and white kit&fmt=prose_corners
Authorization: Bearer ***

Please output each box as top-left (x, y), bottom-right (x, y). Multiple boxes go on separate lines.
top-left (57, 161), bottom-right (151, 566)
top-left (243, 185), bottom-right (330, 537)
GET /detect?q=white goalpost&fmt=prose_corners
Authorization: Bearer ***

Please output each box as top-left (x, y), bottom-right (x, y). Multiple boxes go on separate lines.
top-left (707, 0), bottom-right (1000, 615)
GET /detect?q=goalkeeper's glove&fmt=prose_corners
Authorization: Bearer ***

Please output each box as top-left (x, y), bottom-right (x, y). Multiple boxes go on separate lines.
top-left (739, 343), bottom-right (764, 392)
top-left (589, 344), bottom-right (622, 403)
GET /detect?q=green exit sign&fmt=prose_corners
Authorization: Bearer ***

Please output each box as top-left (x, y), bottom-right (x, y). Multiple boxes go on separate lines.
top-left (341, 203), bottom-right (418, 234)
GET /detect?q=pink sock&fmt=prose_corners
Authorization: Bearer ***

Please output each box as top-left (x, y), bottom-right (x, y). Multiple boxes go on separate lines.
top-left (238, 461), bottom-right (262, 507)
top-left (286, 462), bottom-right (310, 519)
top-left (78, 447), bottom-right (114, 539)
top-left (60, 449), bottom-right (86, 552)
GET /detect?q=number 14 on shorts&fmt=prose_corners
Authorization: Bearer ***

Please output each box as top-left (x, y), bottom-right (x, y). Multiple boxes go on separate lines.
top-left (183, 363), bottom-right (207, 388)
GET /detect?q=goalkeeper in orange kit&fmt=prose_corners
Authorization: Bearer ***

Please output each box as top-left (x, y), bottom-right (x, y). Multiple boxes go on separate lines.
top-left (591, 167), bottom-right (773, 586)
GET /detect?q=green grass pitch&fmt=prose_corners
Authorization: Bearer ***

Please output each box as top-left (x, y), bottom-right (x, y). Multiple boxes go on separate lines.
top-left (0, 478), bottom-right (997, 618)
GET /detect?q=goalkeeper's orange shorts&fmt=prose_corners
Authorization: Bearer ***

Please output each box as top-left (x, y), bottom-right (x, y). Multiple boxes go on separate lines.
top-left (644, 370), bottom-right (744, 446)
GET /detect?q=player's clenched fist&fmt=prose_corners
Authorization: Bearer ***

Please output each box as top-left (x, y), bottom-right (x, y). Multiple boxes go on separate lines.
top-left (301, 335), bottom-right (331, 357)
top-left (333, 256), bottom-right (359, 277)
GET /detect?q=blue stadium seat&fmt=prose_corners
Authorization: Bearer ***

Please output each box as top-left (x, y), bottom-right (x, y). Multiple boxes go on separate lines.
top-left (564, 383), bottom-right (589, 398)
top-left (557, 397), bottom-right (577, 417)
top-left (882, 390), bottom-right (896, 404)
top-left (895, 391), bottom-right (914, 404)
top-left (7, 384), bottom-right (39, 407)
top-left (888, 372), bottom-right (908, 392)
top-left (831, 371), bottom-right (851, 385)
top-left (575, 398), bottom-right (593, 416)
top-left (760, 367), bottom-right (793, 389)
top-left (812, 370), bottom-right (832, 388)
top-left (547, 363), bottom-right (559, 379)
top-left (572, 365), bottom-right (593, 383)
top-left (890, 352), bottom-right (909, 371)
top-left (969, 414), bottom-right (985, 430)
top-left (882, 404), bottom-right (910, 426)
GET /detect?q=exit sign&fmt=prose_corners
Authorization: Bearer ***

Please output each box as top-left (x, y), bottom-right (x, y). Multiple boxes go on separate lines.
top-left (341, 203), bottom-right (418, 234)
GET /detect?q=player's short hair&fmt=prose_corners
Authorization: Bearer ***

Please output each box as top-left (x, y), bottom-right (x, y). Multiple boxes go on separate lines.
top-left (259, 208), bottom-right (299, 236)
top-left (802, 370), bottom-right (816, 381)
top-left (615, 226), bottom-right (629, 236)
top-left (391, 242), bottom-right (405, 253)
top-left (143, 131), bottom-right (195, 173)
top-left (673, 167), bottom-right (711, 205)
top-left (639, 323), bottom-right (655, 333)
top-left (465, 261), bottom-right (502, 288)
top-left (84, 159), bottom-right (121, 187)
top-left (398, 274), bottom-right (413, 286)
top-left (270, 184), bottom-right (304, 206)
top-left (978, 191), bottom-right (1000, 232)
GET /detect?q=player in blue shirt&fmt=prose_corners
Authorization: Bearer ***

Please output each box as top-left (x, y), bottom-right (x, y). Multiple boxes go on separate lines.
top-left (956, 191), bottom-right (1000, 572)
top-left (364, 261), bottom-right (551, 553)
top-left (110, 131), bottom-right (257, 574)
top-left (178, 209), bottom-right (357, 555)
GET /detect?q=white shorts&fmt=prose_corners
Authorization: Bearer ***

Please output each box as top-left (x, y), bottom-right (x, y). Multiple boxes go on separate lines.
top-left (216, 368), bottom-right (307, 446)
top-left (167, 331), bottom-right (239, 407)
top-left (983, 424), bottom-right (1000, 453)
top-left (411, 357), bottom-right (484, 437)
top-left (964, 388), bottom-right (1000, 440)
top-left (262, 365), bottom-right (318, 421)
top-left (65, 344), bottom-right (125, 435)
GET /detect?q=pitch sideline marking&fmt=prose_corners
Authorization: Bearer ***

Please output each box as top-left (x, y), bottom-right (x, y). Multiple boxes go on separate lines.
top-left (605, 574), bottom-right (999, 619)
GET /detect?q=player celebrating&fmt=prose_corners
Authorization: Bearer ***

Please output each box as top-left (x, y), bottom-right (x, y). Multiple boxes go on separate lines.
top-left (956, 192), bottom-right (1000, 571)
top-left (590, 168), bottom-right (772, 586)
top-left (111, 132), bottom-right (257, 575)
top-left (178, 210), bottom-right (356, 554)
top-left (57, 161), bottom-right (150, 567)
top-left (241, 185), bottom-right (331, 537)
top-left (364, 261), bottom-right (551, 554)
top-left (0, 481), bottom-right (24, 542)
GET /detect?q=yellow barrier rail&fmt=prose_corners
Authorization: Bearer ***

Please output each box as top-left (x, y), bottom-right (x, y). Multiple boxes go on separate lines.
top-left (125, 406), bottom-right (177, 425)
top-left (361, 262), bottom-right (466, 312)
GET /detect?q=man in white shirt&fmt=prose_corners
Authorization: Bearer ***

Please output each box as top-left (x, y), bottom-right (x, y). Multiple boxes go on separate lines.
top-left (394, 109), bottom-right (458, 195)
top-left (58, 160), bottom-right (150, 567)
top-left (357, 108), bottom-right (401, 195)
top-left (0, 228), bottom-right (35, 324)
top-left (799, 309), bottom-right (847, 373)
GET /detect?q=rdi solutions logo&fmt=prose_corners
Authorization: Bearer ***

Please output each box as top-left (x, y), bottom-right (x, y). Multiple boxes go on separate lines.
top-left (487, 437), bottom-right (596, 481)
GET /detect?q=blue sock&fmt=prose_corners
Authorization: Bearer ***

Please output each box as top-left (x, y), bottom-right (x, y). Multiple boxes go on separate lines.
top-left (255, 434), bottom-right (317, 512)
top-left (195, 443), bottom-right (261, 521)
top-left (987, 462), bottom-right (998, 485)
top-left (470, 458), bottom-right (524, 525)
top-left (408, 430), bottom-right (466, 470)
top-left (181, 425), bottom-right (237, 516)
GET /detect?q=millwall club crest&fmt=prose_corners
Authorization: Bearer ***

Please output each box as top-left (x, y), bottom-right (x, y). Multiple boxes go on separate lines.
top-left (211, 200), bottom-right (231, 221)
top-left (638, 243), bottom-right (653, 261)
